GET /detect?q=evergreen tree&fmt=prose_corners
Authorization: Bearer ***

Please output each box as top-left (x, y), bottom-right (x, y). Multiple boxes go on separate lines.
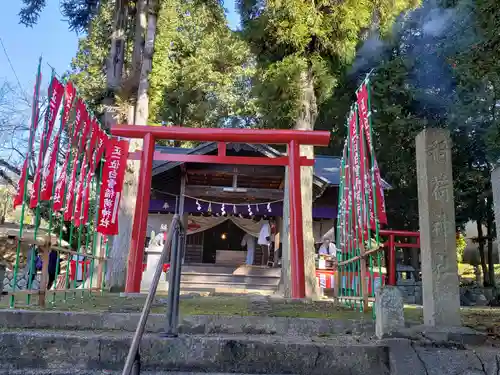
top-left (238, 0), bottom-right (419, 297)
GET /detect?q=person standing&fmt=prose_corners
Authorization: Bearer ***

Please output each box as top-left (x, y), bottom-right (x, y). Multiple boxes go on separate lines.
top-left (241, 232), bottom-right (256, 266)
top-left (258, 220), bottom-right (271, 265)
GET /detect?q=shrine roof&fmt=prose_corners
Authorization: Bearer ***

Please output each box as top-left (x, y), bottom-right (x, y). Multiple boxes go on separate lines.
top-left (151, 143), bottom-right (390, 189)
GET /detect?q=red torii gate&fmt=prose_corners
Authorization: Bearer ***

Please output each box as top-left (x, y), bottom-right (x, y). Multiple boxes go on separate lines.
top-left (111, 125), bottom-right (331, 299)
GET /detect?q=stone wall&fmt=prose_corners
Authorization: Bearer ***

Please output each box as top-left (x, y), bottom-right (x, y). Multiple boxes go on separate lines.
top-left (2, 268), bottom-right (40, 292)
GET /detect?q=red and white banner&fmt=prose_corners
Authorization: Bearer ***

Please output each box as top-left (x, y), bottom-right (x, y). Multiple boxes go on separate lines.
top-left (73, 155), bottom-right (88, 227)
top-left (348, 109), bottom-right (363, 238)
top-left (13, 69), bottom-right (42, 209)
top-left (53, 150), bottom-right (70, 211)
top-left (374, 159), bottom-right (387, 224)
top-left (357, 82), bottom-right (387, 225)
top-left (40, 133), bottom-right (60, 201)
top-left (29, 77), bottom-right (65, 209)
top-left (62, 82), bottom-right (76, 126)
top-left (97, 138), bottom-right (129, 235)
top-left (71, 99), bottom-right (86, 144)
top-left (63, 153), bottom-right (79, 221)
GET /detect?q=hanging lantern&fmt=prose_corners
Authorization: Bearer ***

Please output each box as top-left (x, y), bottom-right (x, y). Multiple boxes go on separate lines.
top-left (247, 204), bottom-right (253, 216)
top-left (233, 204), bottom-right (237, 214)
top-left (196, 199), bottom-right (201, 211)
top-left (221, 203), bottom-right (226, 215)
top-left (256, 204), bottom-right (260, 212)
top-left (267, 203), bottom-right (272, 213)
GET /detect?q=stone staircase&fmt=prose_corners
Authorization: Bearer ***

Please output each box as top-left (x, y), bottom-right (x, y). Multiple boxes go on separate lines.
top-left (0, 309), bottom-right (498, 374)
top-left (151, 265), bottom-right (281, 294)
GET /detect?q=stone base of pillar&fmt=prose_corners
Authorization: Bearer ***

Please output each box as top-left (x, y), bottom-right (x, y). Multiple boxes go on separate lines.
top-left (375, 286), bottom-right (405, 339)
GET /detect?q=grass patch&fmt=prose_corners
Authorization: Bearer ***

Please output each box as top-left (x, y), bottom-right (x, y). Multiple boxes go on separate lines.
top-left (1, 293), bottom-right (500, 339)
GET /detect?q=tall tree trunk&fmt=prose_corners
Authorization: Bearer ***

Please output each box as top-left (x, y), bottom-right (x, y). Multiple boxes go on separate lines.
top-left (104, 0), bottom-right (130, 291)
top-left (127, 0), bottom-right (148, 124)
top-left (477, 220), bottom-right (490, 287)
top-left (135, 0), bottom-right (158, 125)
top-left (292, 64), bottom-right (319, 299)
top-left (486, 194), bottom-right (496, 287)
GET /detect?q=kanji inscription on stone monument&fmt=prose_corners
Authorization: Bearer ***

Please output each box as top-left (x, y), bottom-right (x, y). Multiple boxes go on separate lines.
top-left (416, 128), bottom-right (461, 327)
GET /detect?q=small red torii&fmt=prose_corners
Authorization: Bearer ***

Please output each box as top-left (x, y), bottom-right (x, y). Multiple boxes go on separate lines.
top-left (111, 124), bottom-right (331, 299)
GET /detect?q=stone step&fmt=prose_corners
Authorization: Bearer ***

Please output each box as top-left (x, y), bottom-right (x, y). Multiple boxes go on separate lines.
top-left (180, 273), bottom-right (280, 286)
top-left (181, 265), bottom-right (281, 278)
top-left (0, 310), bottom-right (374, 336)
top-left (179, 281), bottom-right (278, 291)
top-left (0, 329), bottom-right (388, 375)
top-left (1, 372), bottom-right (295, 375)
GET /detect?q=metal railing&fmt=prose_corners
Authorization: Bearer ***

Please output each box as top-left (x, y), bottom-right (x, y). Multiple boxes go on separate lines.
top-left (121, 214), bottom-right (185, 375)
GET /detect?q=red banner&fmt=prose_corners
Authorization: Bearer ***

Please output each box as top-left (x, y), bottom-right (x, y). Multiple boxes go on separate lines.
top-left (87, 120), bottom-right (99, 165)
top-left (82, 169), bottom-right (93, 224)
top-left (374, 159), bottom-right (387, 224)
top-left (357, 88), bottom-right (375, 231)
top-left (71, 99), bottom-right (86, 144)
top-left (79, 113), bottom-right (91, 154)
top-left (62, 82), bottom-right (76, 126)
top-left (348, 109), bottom-right (363, 239)
top-left (95, 128), bottom-right (108, 164)
top-left (14, 68), bottom-right (42, 209)
top-left (43, 77), bottom-right (64, 147)
top-left (40, 134), bottom-right (60, 201)
top-left (13, 158), bottom-right (29, 209)
top-left (63, 153), bottom-right (79, 221)
top-left (53, 150), bottom-right (70, 211)
top-left (357, 82), bottom-right (387, 226)
top-left (29, 77), bottom-right (65, 208)
top-left (97, 139), bottom-right (129, 235)
top-left (73, 156), bottom-right (88, 227)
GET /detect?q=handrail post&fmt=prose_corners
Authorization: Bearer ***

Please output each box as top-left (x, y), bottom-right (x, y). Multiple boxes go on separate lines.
top-left (121, 215), bottom-right (178, 375)
top-left (165, 226), bottom-right (179, 336)
top-left (171, 226), bottom-right (184, 334)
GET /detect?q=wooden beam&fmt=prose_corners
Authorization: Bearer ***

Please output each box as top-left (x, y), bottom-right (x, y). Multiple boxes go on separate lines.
top-left (186, 165), bottom-right (284, 177)
top-left (185, 185), bottom-right (283, 201)
top-left (129, 151), bottom-right (314, 167)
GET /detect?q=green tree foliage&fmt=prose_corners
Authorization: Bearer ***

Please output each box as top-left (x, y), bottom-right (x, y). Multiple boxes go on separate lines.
top-left (69, 1), bottom-right (114, 116)
top-left (238, 0), bottom-right (420, 129)
top-left (18, 0), bottom-right (102, 32)
top-left (149, 0), bottom-right (256, 129)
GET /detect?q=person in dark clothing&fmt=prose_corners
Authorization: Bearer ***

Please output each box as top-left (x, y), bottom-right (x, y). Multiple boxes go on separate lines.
top-left (47, 250), bottom-right (60, 290)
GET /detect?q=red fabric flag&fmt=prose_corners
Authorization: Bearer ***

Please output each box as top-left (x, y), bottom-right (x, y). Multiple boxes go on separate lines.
top-left (62, 82), bottom-right (76, 126)
top-left (13, 159), bottom-right (29, 209)
top-left (357, 88), bottom-right (375, 232)
top-left (40, 134), bottom-right (60, 201)
top-left (79, 113), bottom-right (91, 154)
top-left (97, 139), bottom-right (129, 235)
top-left (87, 120), bottom-right (99, 165)
top-left (357, 82), bottom-right (387, 226)
top-left (42, 77), bottom-right (64, 147)
top-left (95, 128), bottom-right (109, 164)
top-left (71, 99), bottom-right (86, 144)
top-left (63, 153), bottom-right (79, 221)
top-left (374, 159), bottom-right (388, 224)
top-left (13, 66), bottom-right (43, 209)
top-left (73, 156), bottom-right (88, 227)
top-left (348, 109), bottom-right (363, 239)
top-left (53, 150), bottom-right (71, 211)
top-left (29, 77), bottom-right (64, 208)
top-left (82, 169), bottom-right (93, 224)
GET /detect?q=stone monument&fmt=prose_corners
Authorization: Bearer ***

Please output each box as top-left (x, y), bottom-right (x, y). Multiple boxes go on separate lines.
top-left (416, 128), bottom-right (460, 327)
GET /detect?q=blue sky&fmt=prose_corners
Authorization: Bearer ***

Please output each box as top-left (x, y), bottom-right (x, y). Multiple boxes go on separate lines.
top-left (0, 0), bottom-right (240, 93)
